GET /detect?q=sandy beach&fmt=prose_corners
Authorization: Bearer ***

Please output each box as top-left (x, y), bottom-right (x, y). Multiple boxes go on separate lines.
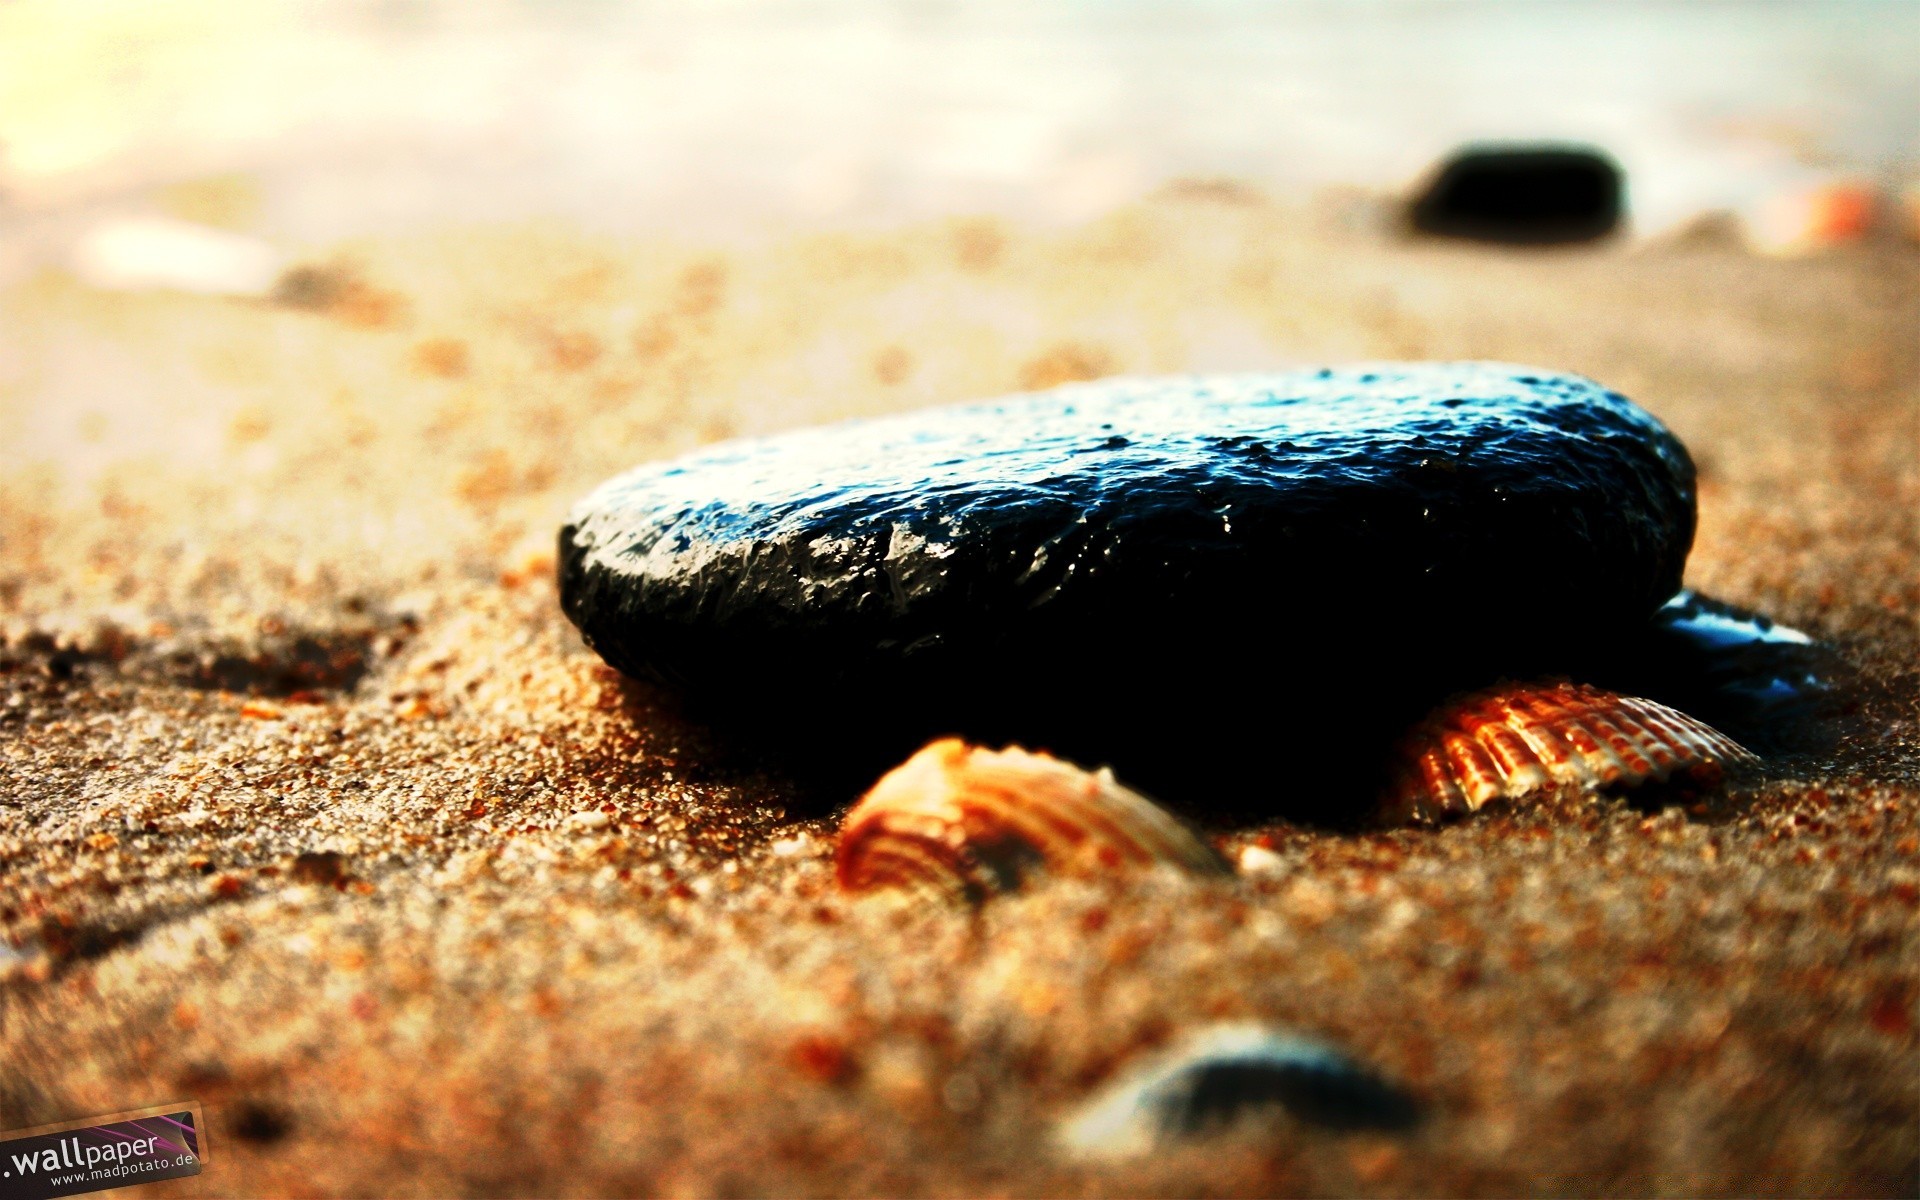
top-left (1, 187), bottom-right (1916, 1194)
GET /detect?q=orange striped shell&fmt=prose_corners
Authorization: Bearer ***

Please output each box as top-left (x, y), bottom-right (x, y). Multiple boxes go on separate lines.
top-left (1380, 680), bottom-right (1757, 825)
top-left (836, 739), bottom-right (1229, 901)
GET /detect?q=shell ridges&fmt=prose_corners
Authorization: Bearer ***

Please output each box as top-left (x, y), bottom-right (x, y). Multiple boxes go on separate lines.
top-left (1381, 680), bottom-right (1757, 825)
top-left (836, 739), bottom-right (1229, 900)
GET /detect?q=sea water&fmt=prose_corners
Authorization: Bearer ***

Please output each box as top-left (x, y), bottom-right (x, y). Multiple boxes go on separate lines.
top-left (0, 0), bottom-right (1914, 254)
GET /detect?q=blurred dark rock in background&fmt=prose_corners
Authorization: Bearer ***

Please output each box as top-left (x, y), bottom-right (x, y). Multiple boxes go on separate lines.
top-left (1410, 144), bottom-right (1623, 244)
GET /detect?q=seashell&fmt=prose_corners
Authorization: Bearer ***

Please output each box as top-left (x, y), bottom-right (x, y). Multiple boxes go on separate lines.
top-left (69, 216), bottom-right (285, 296)
top-left (1380, 680), bottom-right (1757, 825)
top-left (1057, 1023), bottom-right (1420, 1160)
top-left (1741, 175), bottom-right (1879, 257)
top-left (835, 739), bottom-right (1229, 901)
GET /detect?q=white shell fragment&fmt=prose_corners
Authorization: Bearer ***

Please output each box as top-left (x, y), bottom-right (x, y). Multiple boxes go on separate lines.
top-left (835, 738), bottom-right (1229, 901)
top-left (1381, 680), bottom-right (1758, 825)
top-left (69, 216), bottom-right (285, 296)
top-left (1057, 1023), bottom-right (1419, 1160)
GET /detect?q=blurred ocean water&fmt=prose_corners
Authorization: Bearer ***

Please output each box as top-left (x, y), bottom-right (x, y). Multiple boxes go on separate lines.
top-left (0, 0), bottom-right (1915, 258)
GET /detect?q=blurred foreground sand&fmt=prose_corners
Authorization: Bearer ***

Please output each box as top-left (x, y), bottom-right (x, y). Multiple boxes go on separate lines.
top-left (1, 193), bottom-right (1916, 1195)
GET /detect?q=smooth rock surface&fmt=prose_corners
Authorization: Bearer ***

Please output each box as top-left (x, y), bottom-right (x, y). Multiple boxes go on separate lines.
top-left (559, 364), bottom-right (1695, 794)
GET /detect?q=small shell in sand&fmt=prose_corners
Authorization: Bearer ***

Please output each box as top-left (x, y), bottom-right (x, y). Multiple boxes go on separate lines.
top-left (1057, 1023), bottom-right (1419, 1160)
top-left (1381, 680), bottom-right (1757, 825)
top-left (836, 738), bottom-right (1229, 901)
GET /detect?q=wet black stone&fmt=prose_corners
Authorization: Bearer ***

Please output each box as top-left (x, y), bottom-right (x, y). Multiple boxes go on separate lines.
top-left (1587, 590), bottom-right (1836, 755)
top-left (1410, 144), bottom-right (1623, 245)
top-left (560, 364), bottom-right (1695, 813)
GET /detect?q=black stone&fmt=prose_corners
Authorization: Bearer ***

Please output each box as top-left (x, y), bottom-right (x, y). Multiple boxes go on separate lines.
top-left (560, 364), bottom-right (1695, 813)
top-left (1588, 590), bottom-right (1835, 755)
top-left (1410, 144), bottom-right (1623, 245)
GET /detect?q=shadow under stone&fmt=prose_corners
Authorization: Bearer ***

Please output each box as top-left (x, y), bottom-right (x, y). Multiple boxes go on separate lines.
top-left (621, 590), bottom-right (1844, 830)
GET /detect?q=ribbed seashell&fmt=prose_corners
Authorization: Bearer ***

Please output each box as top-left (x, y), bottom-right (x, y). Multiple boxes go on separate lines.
top-left (1381, 680), bottom-right (1758, 825)
top-left (1056, 1024), bottom-right (1419, 1160)
top-left (836, 739), bottom-right (1229, 901)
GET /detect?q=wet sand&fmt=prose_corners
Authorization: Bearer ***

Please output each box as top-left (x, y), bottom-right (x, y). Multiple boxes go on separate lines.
top-left (1, 192), bottom-right (1916, 1195)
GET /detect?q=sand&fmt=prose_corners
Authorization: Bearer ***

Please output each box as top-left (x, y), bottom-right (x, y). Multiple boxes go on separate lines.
top-left (1, 192), bottom-right (1916, 1196)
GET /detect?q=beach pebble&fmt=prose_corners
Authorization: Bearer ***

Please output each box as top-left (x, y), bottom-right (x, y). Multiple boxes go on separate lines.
top-left (1057, 1023), bottom-right (1419, 1159)
top-left (1236, 844), bottom-right (1287, 875)
top-left (289, 850), bottom-right (349, 886)
top-left (1408, 144), bottom-right (1623, 244)
top-left (559, 365), bottom-right (1694, 777)
top-left (1625, 590), bottom-right (1827, 743)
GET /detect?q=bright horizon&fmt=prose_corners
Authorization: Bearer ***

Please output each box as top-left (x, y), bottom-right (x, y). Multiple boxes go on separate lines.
top-left (2, 0), bottom-right (1914, 248)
